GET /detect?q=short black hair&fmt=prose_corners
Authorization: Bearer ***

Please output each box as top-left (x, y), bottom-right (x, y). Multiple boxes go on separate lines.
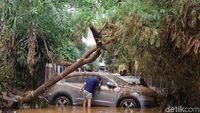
top-left (96, 76), bottom-right (101, 81)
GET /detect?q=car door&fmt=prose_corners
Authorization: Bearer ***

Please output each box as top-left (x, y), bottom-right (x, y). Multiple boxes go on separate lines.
top-left (64, 75), bottom-right (85, 105)
top-left (93, 76), bottom-right (119, 106)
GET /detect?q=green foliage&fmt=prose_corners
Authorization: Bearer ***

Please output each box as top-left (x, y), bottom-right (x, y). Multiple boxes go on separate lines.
top-left (96, 0), bottom-right (165, 70)
top-left (101, 0), bottom-right (200, 106)
top-left (0, 0), bottom-right (101, 88)
top-left (0, 0), bottom-right (199, 106)
top-left (1, 0), bottom-right (137, 86)
top-left (53, 39), bottom-right (80, 61)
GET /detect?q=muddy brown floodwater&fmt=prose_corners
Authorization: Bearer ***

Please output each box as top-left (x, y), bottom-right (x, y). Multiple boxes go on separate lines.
top-left (14, 106), bottom-right (160, 113)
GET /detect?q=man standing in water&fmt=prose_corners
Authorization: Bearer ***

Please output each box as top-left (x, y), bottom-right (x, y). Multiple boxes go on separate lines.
top-left (80, 76), bottom-right (102, 108)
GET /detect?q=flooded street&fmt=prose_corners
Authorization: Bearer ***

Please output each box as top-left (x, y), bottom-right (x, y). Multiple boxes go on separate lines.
top-left (15, 106), bottom-right (160, 113)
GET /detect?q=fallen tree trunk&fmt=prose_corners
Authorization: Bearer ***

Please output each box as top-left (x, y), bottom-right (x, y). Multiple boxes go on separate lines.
top-left (16, 25), bottom-right (111, 103)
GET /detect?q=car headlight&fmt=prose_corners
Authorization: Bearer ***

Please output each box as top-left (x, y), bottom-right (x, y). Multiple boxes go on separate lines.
top-left (133, 92), bottom-right (142, 96)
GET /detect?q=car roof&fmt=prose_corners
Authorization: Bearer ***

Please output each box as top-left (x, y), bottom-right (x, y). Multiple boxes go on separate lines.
top-left (125, 76), bottom-right (141, 79)
top-left (65, 71), bottom-right (114, 78)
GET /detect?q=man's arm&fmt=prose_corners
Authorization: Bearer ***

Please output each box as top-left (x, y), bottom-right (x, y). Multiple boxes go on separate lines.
top-left (80, 82), bottom-right (86, 92)
top-left (96, 80), bottom-right (102, 91)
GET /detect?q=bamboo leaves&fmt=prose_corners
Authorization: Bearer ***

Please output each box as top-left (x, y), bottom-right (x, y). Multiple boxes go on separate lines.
top-left (186, 38), bottom-right (200, 54)
top-left (162, 0), bottom-right (200, 55)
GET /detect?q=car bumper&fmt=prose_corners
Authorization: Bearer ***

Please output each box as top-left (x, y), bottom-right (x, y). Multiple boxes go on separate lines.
top-left (143, 100), bottom-right (157, 107)
top-left (138, 95), bottom-right (158, 108)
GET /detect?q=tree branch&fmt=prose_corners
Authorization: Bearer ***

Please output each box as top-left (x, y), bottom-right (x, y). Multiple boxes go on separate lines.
top-left (84, 48), bottom-right (101, 64)
top-left (81, 47), bottom-right (98, 59)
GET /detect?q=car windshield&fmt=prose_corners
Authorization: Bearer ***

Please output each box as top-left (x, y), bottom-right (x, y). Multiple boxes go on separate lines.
top-left (127, 76), bottom-right (140, 79)
top-left (124, 76), bottom-right (140, 80)
top-left (106, 75), bottom-right (129, 85)
top-left (120, 76), bottom-right (142, 84)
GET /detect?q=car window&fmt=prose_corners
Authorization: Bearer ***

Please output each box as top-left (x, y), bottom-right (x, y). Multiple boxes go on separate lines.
top-left (101, 77), bottom-right (110, 85)
top-left (82, 75), bottom-right (109, 85)
top-left (83, 75), bottom-right (97, 83)
top-left (82, 75), bottom-right (89, 82)
top-left (65, 75), bottom-right (85, 83)
top-left (107, 75), bottom-right (129, 85)
top-left (78, 76), bottom-right (86, 83)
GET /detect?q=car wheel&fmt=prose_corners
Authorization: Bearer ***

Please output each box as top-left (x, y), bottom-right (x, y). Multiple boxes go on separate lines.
top-left (55, 96), bottom-right (71, 106)
top-left (119, 98), bottom-right (139, 108)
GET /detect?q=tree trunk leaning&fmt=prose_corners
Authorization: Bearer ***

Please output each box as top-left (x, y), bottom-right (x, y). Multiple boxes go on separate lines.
top-left (17, 25), bottom-right (104, 103)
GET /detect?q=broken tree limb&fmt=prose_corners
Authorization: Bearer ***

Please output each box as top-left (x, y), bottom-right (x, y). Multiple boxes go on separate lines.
top-left (84, 48), bottom-right (101, 64)
top-left (81, 47), bottom-right (98, 59)
top-left (16, 24), bottom-right (110, 103)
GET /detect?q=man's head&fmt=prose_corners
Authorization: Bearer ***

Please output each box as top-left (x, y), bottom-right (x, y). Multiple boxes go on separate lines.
top-left (96, 76), bottom-right (102, 82)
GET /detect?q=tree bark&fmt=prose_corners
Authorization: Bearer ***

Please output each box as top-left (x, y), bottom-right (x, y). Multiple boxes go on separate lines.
top-left (1, 30), bottom-right (8, 79)
top-left (17, 25), bottom-right (107, 103)
top-left (41, 34), bottom-right (56, 74)
top-left (10, 33), bottom-right (17, 79)
top-left (27, 21), bottom-right (36, 76)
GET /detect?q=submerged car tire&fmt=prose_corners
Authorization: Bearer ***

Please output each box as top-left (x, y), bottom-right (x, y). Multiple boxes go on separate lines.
top-left (119, 98), bottom-right (140, 108)
top-left (55, 96), bottom-right (71, 106)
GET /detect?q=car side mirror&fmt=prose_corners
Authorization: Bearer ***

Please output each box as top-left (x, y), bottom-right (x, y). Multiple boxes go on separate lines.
top-left (131, 82), bottom-right (136, 85)
top-left (106, 82), bottom-right (116, 88)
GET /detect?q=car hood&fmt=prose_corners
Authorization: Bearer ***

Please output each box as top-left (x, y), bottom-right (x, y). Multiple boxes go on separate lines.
top-left (118, 85), bottom-right (158, 97)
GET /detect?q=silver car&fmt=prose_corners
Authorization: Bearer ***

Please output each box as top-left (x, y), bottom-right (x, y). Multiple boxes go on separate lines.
top-left (46, 72), bottom-right (157, 108)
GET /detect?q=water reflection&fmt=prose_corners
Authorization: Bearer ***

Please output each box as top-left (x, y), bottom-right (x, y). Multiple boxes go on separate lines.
top-left (16, 106), bottom-right (160, 113)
